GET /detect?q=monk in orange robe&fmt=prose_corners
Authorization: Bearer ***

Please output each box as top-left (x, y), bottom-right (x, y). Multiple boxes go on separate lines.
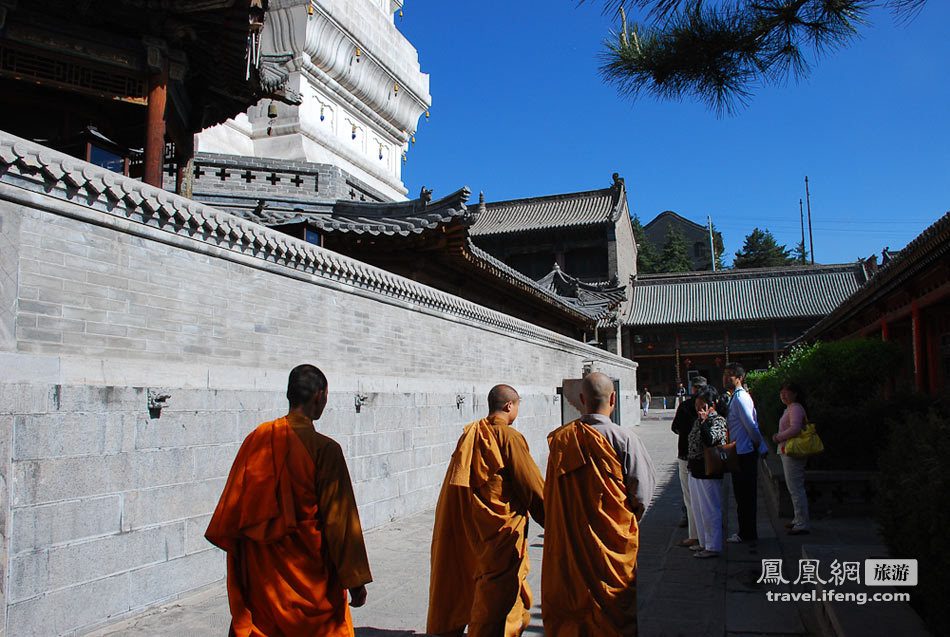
top-left (206, 364), bottom-right (372, 637)
top-left (542, 372), bottom-right (656, 637)
top-left (427, 384), bottom-right (545, 637)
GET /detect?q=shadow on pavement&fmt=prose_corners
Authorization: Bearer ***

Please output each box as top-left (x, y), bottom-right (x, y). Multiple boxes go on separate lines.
top-left (355, 628), bottom-right (421, 636)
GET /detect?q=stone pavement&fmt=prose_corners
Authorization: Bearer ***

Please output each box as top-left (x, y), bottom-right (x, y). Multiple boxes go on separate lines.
top-left (88, 409), bottom-right (819, 636)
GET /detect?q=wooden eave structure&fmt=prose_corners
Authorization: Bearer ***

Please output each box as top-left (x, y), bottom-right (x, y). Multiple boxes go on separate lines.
top-left (799, 212), bottom-right (950, 343)
top-left (0, 0), bottom-right (274, 189)
top-left (243, 188), bottom-right (599, 336)
top-left (314, 191), bottom-right (598, 336)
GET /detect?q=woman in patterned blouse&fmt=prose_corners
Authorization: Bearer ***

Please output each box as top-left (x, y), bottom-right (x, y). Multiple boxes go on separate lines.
top-left (686, 386), bottom-right (729, 558)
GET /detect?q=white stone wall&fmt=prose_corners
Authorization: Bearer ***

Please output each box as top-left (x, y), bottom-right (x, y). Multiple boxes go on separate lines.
top-left (0, 134), bottom-right (636, 635)
top-left (198, 0), bottom-right (432, 201)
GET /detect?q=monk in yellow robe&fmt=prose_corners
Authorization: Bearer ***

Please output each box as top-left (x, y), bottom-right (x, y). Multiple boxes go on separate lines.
top-left (206, 364), bottom-right (372, 637)
top-left (427, 384), bottom-right (545, 637)
top-left (542, 372), bottom-right (656, 637)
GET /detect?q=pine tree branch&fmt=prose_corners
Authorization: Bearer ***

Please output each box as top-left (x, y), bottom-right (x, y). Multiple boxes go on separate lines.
top-left (592, 0), bottom-right (923, 114)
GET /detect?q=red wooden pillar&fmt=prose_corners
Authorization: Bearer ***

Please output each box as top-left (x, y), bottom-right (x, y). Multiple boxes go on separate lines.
top-left (911, 301), bottom-right (925, 392)
top-left (144, 60), bottom-right (169, 188)
top-left (881, 315), bottom-right (889, 340)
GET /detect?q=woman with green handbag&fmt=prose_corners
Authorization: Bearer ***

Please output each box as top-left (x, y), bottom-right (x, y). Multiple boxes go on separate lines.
top-left (772, 382), bottom-right (811, 535)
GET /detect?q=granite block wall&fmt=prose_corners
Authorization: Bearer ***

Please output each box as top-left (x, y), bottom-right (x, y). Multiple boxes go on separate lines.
top-left (0, 135), bottom-right (637, 635)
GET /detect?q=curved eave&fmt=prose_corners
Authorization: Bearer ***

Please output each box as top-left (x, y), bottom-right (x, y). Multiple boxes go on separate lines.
top-left (799, 211), bottom-right (950, 342)
top-left (460, 241), bottom-right (596, 325)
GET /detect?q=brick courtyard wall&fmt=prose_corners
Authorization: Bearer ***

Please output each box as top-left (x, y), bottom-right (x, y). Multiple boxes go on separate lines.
top-left (0, 132), bottom-right (638, 635)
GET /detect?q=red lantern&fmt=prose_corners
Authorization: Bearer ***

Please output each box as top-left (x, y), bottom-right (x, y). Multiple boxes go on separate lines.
top-left (683, 358), bottom-right (692, 368)
top-left (715, 357), bottom-right (723, 367)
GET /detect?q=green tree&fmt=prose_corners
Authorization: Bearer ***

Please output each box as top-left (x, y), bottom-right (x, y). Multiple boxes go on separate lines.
top-left (658, 223), bottom-right (692, 272)
top-left (733, 227), bottom-right (793, 269)
top-left (704, 222), bottom-right (726, 270)
top-left (631, 213), bottom-right (661, 273)
top-left (590, 0), bottom-right (929, 114)
top-left (713, 227), bottom-right (725, 269)
top-left (793, 239), bottom-right (808, 264)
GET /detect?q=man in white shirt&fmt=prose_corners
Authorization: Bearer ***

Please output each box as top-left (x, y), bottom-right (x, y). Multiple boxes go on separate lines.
top-left (722, 363), bottom-right (768, 543)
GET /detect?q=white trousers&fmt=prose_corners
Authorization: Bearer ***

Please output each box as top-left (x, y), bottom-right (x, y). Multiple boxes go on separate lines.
top-left (781, 453), bottom-right (810, 528)
top-left (688, 474), bottom-right (723, 552)
top-left (678, 459), bottom-right (698, 539)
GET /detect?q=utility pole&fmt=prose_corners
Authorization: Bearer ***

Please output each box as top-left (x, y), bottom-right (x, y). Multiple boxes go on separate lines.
top-left (799, 198), bottom-right (806, 263)
top-left (707, 215), bottom-right (717, 271)
top-left (805, 176), bottom-right (814, 264)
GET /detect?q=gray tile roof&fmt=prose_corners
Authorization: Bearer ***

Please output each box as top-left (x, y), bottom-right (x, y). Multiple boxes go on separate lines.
top-left (230, 187), bottom-right (473, 236)
top-left (326, 188), bottom-right (472, 235)
top-left (464, 242), bottom-right (601, 321)
top-left (537, 265), bottom-right (627, 319)
top-left (470, 175), bottom-right (626, 237)
top-left (623, 263), bottom-right (868, 326)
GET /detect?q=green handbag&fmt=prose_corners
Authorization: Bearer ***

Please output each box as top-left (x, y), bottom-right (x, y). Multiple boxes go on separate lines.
top-left (784, 423), bottom-right (824, 457)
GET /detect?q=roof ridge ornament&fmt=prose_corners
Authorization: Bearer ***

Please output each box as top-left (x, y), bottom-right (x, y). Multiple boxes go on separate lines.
top-left (419, 185), bottom-right (432, 205)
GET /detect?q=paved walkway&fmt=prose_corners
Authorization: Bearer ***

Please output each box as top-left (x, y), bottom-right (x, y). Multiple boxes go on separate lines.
top-left (88, 410), bottom-right (819, 636)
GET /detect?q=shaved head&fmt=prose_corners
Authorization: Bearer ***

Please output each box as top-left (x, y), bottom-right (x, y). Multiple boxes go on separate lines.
top-left (581, 372), bottom-right (615, 413)
top-left (488, 384), bottom-right (520, 412)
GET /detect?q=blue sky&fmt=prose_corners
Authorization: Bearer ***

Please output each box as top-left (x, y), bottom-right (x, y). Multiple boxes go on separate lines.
top-left (397, 1), bottom-right (949, 266)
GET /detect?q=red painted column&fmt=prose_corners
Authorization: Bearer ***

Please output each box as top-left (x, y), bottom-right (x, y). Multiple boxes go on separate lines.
top-left (144, 61), bottom-right (168, 188)
top-left (911, 301), bottom-right (925, 392)
top-left (881, 315), bottom-right (889, 340)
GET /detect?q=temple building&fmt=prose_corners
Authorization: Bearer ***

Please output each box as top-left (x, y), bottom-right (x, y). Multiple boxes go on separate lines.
top-left (469, 174), bottom-right (637, 287)
top-left (800, 213), bottom-right (950, 394)
top-left (623, 263), bottom-right (870, 394)
top-left (0, 0), bottom-right (273, 192)
top-left (195, 0), bottom-right (430, 202)
top-left (207, 183), bottom-right (627, 337)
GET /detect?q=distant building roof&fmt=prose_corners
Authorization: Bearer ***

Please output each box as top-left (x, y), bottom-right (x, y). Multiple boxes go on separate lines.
top-left (470, 174), bottom-right (627, 237)
top-left (624, 263), bottom-right (868, 326)
top-left (644, 210), bottom-right (707, 234)
top-left (536, 264), bottom-right (628, 320)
